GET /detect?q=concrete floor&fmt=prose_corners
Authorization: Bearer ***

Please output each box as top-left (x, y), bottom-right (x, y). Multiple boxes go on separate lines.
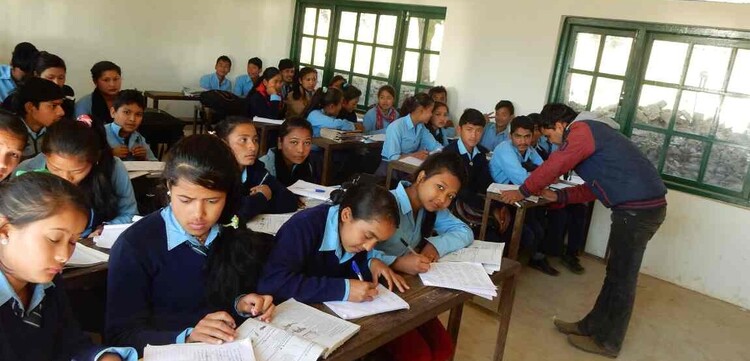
top-left (443, 256), bottom-right (750, 361)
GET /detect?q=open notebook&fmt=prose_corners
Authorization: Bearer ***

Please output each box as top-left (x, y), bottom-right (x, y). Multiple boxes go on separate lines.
top-left (144, 338), bottom-right (255, 361)
top-left (439, 240), bottom-right (504, 274)
top-left (65, 243), bottom-right (109, 268)
top-left (486, 183), bottom-right (540, 203)
top-left (420, 262), bottom-right (497, 300)
top-left (237, 299), bottom-right (360, 360)
top-left (247, 213), bottom-right (295, 235)
top-left (324, 284), bottom-right (410, 320)
top-left (93, 223), bottom-right (134, 249)
top-left (288, 180), bottom-right (338, 201)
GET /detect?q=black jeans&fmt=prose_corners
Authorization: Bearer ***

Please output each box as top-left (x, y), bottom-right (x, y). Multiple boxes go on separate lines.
top-left (544, 203), bottom-right (588, 256)
top-left (579, 206), bottom-right (666, 353)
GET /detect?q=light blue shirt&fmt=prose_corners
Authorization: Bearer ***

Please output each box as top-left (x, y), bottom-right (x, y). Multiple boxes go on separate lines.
top-left (362, 106), bottom-right (397, 135)
top-left (535, 135), bottom-right (559, 155)
top-left (480, 123), bottom-right (510, 151)
top-left (74, 93), bottom-right (93, 118)
top-left (104, 123), bottom-right (157, 161)
top-left (200, 73), bottom-right (232, 91)
top-left (375, 181), bottom-right (473, 265)
top-left (0, 272), bottom-right (138, 361)
top-left (307, 109), bottom-right (356, 137)
top-left (0, 64), bottom-right (16, 102)
top-left (489, 140), bottom-right (544, 185)
top-left (381, 115), bottom-right (443, 161)
top-left (233, 74), bottom-right (254, 97)
top-left (20, 119), bottom-right (46, 159)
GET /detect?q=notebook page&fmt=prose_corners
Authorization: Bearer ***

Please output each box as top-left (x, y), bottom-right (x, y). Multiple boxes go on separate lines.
top-left (144, 337), bottom-right (255, 361)
top-left (323, 284), bottom-right (410, 320)
top-left (236, 319), bottom-right (322, 361)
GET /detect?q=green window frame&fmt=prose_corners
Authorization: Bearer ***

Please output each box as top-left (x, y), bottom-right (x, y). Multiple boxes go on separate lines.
top-left (550, 17), bottom-right (750, 207)
top-left (291, 0), bottom-right (447, 110)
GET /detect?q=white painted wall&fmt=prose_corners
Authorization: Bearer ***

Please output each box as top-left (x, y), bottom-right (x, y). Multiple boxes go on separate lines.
top-left (3, 0), bottom-right (750, 309)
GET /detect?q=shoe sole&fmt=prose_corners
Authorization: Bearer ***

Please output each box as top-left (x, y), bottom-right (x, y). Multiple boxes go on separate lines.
top-left (567, 335), bottom-right (618, 358)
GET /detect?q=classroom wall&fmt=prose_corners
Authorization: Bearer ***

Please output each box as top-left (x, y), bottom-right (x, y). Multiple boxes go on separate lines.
top-left (2, 0), bottom-right (750, 309)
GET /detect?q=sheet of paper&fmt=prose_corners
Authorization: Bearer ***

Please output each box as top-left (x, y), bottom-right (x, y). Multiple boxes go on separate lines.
top-left (247, 213), bottom-right (295, 235)
top-left (324, 284), bottom-right (410, 320)
top-left (122, 161), bottom-right (165, 172)
top-left (237, 319), bottom-right (323, 361)
top-left (144, 338), bottom-right (255, 361)
top-left (66, 243), bottom-right (109, 268)
top-left (487, 183), bottom-right (519, 193)
top-left (288, 180), bottom-right (338, 201)
top-left (301, 197), bottom-right (327, 209)
top-left (364, 133), bottom-right (386, 142)
top-left (420, 262), bottom-right (497, 300)
top-left (93, 223), bottom-right (133, 249)
top-left (253, 116), bottom-right (285, 125)
top-left (399, 156), bottom-right (423, 167)
top-left (439, 241), bottom-right (504, 274)
top-left (128, 170), bottom-right (150, 180)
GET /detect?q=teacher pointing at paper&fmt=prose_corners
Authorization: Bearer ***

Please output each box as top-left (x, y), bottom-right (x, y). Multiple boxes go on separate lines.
top-left (498, 103), bottom-right (667, 358)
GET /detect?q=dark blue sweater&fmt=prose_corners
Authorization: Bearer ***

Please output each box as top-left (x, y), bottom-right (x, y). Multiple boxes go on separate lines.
top-left (239, 160), bottom-right (299, 220)
top-left (0, 275), bottom-right (102, 361)
top-left (257, 204), bottom-right (372, 303)
top-left (443, 141), bottom-right (492, 211)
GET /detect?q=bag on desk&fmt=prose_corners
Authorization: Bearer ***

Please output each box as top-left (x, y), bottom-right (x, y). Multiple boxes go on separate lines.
top-left (199, 90), bottom-right (247, 124)
top-left (140, 108), bottom-right (185, 157)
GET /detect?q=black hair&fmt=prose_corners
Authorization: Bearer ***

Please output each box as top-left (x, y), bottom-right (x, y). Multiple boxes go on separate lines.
top-left (162, 134), bottom-right (241, 224)
top-left (252, 67), bottom-right (281, 92)
top-left (112, 89), bottom-right (145, 111)
top-left (511, 115), bottom-right (534, 134)
top-left (341, 84), bottom-right (362, 102)
top-left (248, 57), bottom-right (263, 68)
top-left (399, 93), bottom-right (434, 117)
top-left (377, 85), bottom-right (396, 100)
top-left (90, 61), bottom-right (121, 81)
top-left (216, 55), bottom-right (232, 66)
top-left (278, 58), bottom-right (295, 71)
top-left (290, 67), bottom-right (318, 101)
top-left (329, 75), bottom-right (346, 87)
top-left (278, 116), bottom-right (313, 140)
top-left (527, 113), bottom-right (543, 129)
top-left (304, 87), bottom-right (343, 117)
top-left (0, 172), bottom-right (89, 228)
top-left (0, 111), bottom-right (28, 142)
top-left (41, 121), bottom-right (118, 222)
top-left (412, 152), bottom-right (467, 238)
top-left (428, 85), bottom-right (447, 99)
top-left (459, 108), bottom-right (487, 127)
top-left (330, 182), bottom-right (400, 228)
top-left (426, 101), bottom-right (449, 134)
top-left (539, 103), bottom-right (578, 129)
top-left (12, 77), bottom-right (64, 117)
top-left (10, 42), bottom-right (38, 73)
top-left (494, 100), bottom-right (515, 114)
top-left (32, 51), bottom-right (66, 75)
top-left (215, 115), bottom-right (254, 141)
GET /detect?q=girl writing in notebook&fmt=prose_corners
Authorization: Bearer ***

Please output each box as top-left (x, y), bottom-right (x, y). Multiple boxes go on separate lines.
top-left (426, 101), bottom-right (451, 147)
top-left (105, 134), bottom-right (276, 356)
top-left (258, 117), bottom-right (320, 186)
top-left (362, 85), bottom-right (397, 135)
top-left (246, 67), bottom-right (284, 120)
top-left (0, 112), bottom-right (27, 182)
top-left (304, 87), bottom-right (357, 137)
top-left (284, 67), bottom-right (317, 119)
top-left (16, 121), bottom-right (137, 237)
top-left (380, 93), bottom-right (442, 163)
top-left (0, 172), bottom-right (137, 361)
top-left (215, 116), bottom-right (298, 220)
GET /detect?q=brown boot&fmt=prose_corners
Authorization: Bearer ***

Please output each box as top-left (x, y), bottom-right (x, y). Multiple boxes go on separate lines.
top-left (567, 335), bottom-right (619, 358)
top-left (553, 318), bottom-right (587, 336)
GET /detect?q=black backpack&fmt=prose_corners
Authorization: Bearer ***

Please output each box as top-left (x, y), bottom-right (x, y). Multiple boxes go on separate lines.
top-left (199, 90), bottom-right (247, 124)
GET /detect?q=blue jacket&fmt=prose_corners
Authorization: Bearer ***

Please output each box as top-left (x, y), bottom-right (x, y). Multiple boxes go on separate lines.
top-left (238, 160), bottom-right (298, 220)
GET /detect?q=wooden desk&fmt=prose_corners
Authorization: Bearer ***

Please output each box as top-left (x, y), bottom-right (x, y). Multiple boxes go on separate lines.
top-left (384, 159), bottom-right (421, 188)
top-left (143, 91), bottom-right (200, 110)
top-left (324, 258), bottom-right (521, 361)
top-left (479, 192), bottom-right (550, 259)
top-left (254, 122), bottom-right (281, 157)
top-left (312, 138), bottom-right (383, 186)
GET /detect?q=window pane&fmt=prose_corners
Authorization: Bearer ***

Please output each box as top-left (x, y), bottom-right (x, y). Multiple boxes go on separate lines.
top-left (399, 85), bottom-right (416, 107)
top-left (369, 79), bottom-right (389, 107)
top-left (353, 44), bottom-right (373, 75)
top-left (351, 76), bottom-right (368, 106)
top-left (636, 85), bottom-right (678, 128)
top-left (358, 13), bottom-right (377, 43)
top-left (664, 136), bottom-right (704, 181)
top-left (339, 12), bottom-right (357, 41)
top-left (317, 9), bottom-right (331, 37)
top-left (402, 51), bottom-right (420, 83)
top-left (335, 42), bottom-right (353, 71)
top-left (631, 128), bottom-right (665, 167)
top-left (704, 144), bottom-right (750, 192)
top-left (314, 39), bottom-right (327, 67)
top-left (316, 68), bottom-right (324, 89)
top-left (728, 49), bottom-right (750, 94)
top-left (571, 33), bottom-right (601, 72)
top-left (426, 19), bottom-right (444, 52)
top-left (406, 17), bottom-right (425, 49)
top-left (377, 15), bottom-right (397, 46)
top-left (675, 91), bottom-right (720, 136)
top-left (564, 73), bottom-right (593, 111)
top-left (685, 45), bottom-right (732, 90)
top-left (590, 77), bottom-right (623, 119)
top-left (716, 96), bottom-right (750, 144)
top-left (599, 36), bottom-right (633, 76)
top-left (303, 8), bottom-right (317, 36)
top-left (300, 37), bottom-right (314, 65)
top-left (645, 40), bottom-right (689, 84)
top-left (420, 54), bottom-right (440, 85)
top-left (372, 47), bottom-right (392, 78)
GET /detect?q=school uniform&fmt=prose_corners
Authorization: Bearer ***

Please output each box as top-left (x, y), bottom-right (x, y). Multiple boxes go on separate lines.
top-left (307, 109), bottom-right (356, 137)
top-left (442, 139), bottom-right (492, 215)
top-left (246, 84), bottom-right (283, 120)
top-left (258, 147), bottom-right (321, 186)
top-left (285, 90), bottom-right (313, 119)
top-left (490, 140), bottom-right (543, 185)
top-left (535, 135), bottom-right (558, 161)
top-left (281, 82), bottom-right (293, 100)
top-left (338, 109), bottom-right (358, 124)
top-left (257, 204), bottom-right (379, 303)
top-left (479, 123), bottom-right (510, 151)
top-left (239, 160), bottom-right (298, 220)
top-left (380, 115), bottom-right (443, 161)
top-left (427, 126), bottom-right (451, 147)
top-left (233, 74), bottom-right (254, 98)
top-left (0, 64), bottom-right (16, 102)
top-left (104, 122), bottom-right (157, 161)
top-left (199, 73), bottom-right (232, 92)
top-left (362, 106), bottom-right (397, 135)
top-left (0, 273), bottom-right (137, 361)
top-left (20, 119), bottom-right (46, 159)
top-left (17, 154), bottom-right (138, 234)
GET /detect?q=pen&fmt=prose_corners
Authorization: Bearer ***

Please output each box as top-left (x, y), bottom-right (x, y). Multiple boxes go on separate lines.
top-left (259, 172), bottom-right (269, 185)
top-left (351, 261), bottom-right (364, 281)
top-left (400, 238), bottom-right (419, 256)
top-left (314, 188), bottom-right (326, 193)
top-left (514, 201), bottom-right (523, 208)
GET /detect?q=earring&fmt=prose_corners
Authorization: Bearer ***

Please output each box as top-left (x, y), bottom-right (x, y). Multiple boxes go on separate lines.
top-left (0, 237), bottom-right (8, 245)
top-left (167, 190), bottom-right (171, 196)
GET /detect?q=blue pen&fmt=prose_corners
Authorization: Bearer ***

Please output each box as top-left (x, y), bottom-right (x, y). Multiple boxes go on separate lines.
top-left (315, 188), bottom-right (326, 193)
top-left (351, 261), bottom-right (364, 281)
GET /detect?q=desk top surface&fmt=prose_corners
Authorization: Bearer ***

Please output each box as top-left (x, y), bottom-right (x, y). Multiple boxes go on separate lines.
top-left (143, 91), bottom-right (200, 100)
top-left (312, 137), bottom-right (384, 149)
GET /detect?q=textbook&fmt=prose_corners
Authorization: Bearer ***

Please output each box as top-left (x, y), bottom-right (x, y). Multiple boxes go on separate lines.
top-left (439, 240), bottom-right (504, 274)
top-left (237, 298), bottom-right (360, 360)
top-left (320, 128), bottom-right (364, 143)
top-left (122, 161), bottom-right (165, 172)
top-left (288, 180), bottom-right (338, 201)
top-left (247, 213), bottom-right (295, 235)
top-left (93, 223), bottom-right (134, 249)
top-left (144, 338), bottom-right (255, 361)
top-left (324, 284), bottom-right (410, 320)
top-left (419, 262), bottom-right (497, 300)
top-left (66, 243), bottom-right (109, 268)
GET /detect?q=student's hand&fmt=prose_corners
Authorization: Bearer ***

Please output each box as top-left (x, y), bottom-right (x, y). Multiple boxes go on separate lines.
top-left (297, 197), bottom-right (307, 209)
top-left (250, 185), bottom-right (272, 200)
top-left (392, 253), bottom-right (431, 275)
top-left (237, 293), bottom-right (275, 322)
top-left (420, 242), bottom-right (440, 263)
top-left (354, 123), bottom-right (365, 131)
top-left (493, 206), bottom-right (512, 233)
top-left (90, 225), bottom-right (104, 237)
top-left (541, 189), bottom-right (558, 202)
top-left (348, 280), bottom-right (378, 302)
top-left (187, 311), bottom-right (237, 345)
top-left (112, 146), bottom-right (129, 159)
top-left (484, 112), bottom-right (495, 121)
top-left (98, 354), bottom-right (123, 361)
top-left (131, 145), bottom-right (148, 160)
top-left (406, 150), bottom-right (429, 160)
top-left (369, 259), bottom-right (409, 293)
top-left (499, 190), bottom-right (525, 204)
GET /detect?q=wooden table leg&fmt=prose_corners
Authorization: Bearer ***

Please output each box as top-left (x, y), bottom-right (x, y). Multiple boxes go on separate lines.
top-left (153, 99), bottom-right (160, 110)
top-left (385, 161), bottom-right (395, 189)
top-left (446, 303), bottom-right (464, 361)
top-left (508, 206), bottom-right (526, 260)
top-left (321, 147), bottom-right (332, 186)
top-left (493, 268), bottom-right (519, 361)
top-left (259, 128), bottom-right (268, 157)
top-left (479, 195), bottom-right (493, 240)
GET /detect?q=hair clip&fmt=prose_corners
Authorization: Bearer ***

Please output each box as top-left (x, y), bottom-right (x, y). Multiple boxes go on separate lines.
top-left (226, 215), bottom-right (239, 229)
top-left (322, 86), bottom-right (327, 92)
top-left (76, 114), bottom-right (93, 128)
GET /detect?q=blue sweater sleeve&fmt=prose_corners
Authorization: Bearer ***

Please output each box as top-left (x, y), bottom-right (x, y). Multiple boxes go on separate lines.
top-left (109, 158), bottom-right (139, 224)
top-left (427, 209), bottom-right (474, 257)
top-left (381, 121), bottom-right (403, 161)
